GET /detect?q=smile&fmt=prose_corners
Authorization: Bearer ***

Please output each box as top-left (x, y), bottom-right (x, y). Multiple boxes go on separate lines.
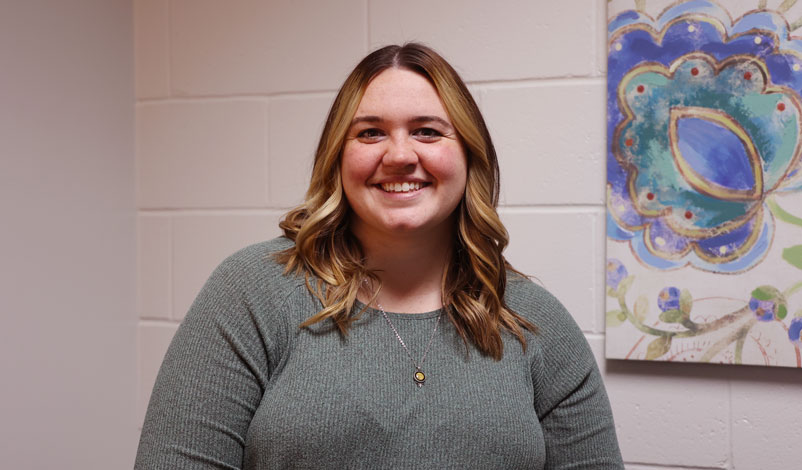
top-left (379, 182), bottom-right (427, 193)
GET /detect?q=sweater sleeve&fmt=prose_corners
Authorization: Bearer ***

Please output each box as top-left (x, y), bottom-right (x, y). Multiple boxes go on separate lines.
top-left (521, 282), bottom-right (625, 469)
top-left (134, 253), bottom-right (278, 469)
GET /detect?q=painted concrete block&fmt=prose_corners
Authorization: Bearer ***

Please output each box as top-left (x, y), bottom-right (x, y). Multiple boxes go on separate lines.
top-left (605, 366), bottom-right (729, 468)
top-left (732, 376), bottom-right (802, 469)
top-left (137, 100), bottom-right (267, 208)
top-left (595, 0), bottom-right (607, 76)
top-left (268, 94), bottom-right (335, 208)
top-left (171, 212), bottom-right (283, 319)
top-left (138, 214), bottom-right (170, 320)
top-left (500, 209), bottom-right (601, 332)
top-left (134, 0), bottom-right (169, 99)
top-left (170, 0), bottom-right (366, 95)
top-left (369, 0), bottom-right (595, 82)
top-left (481, 82), bottom-right (606, 205)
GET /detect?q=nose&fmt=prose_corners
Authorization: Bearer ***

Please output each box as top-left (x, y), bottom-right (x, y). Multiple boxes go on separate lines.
top-left (381, 135), bottom-right (418, 169)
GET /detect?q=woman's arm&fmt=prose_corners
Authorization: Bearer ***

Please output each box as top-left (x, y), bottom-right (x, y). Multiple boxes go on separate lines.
top-left (536, 354), bottom-right (623, 469)
top-left (520, 281), bottom-right (624, 469)
top-left (135, 255), bottom-right (274, 469)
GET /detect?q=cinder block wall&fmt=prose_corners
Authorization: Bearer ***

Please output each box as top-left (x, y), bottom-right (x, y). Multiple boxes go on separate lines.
top-left (135, 1), bottom-right (802, 468)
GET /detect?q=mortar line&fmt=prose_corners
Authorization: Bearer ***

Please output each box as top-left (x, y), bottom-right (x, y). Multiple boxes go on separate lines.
top-left (468, 76), bottom-right (605, 89)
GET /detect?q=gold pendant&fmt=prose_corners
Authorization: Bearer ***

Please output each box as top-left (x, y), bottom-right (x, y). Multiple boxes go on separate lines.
top-left (414, 369), bottom-right (425, 387)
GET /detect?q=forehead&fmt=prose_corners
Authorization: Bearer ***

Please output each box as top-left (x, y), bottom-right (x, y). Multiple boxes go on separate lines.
top-left (355, 68), bottom-right (448, 117)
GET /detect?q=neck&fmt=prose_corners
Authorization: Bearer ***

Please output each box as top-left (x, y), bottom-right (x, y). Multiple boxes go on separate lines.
top-left (355, 227), bottom-right (453, 314)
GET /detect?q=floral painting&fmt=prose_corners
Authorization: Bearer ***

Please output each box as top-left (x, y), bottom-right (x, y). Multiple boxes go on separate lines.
top-left (606, 0), bottom-right (802, 367)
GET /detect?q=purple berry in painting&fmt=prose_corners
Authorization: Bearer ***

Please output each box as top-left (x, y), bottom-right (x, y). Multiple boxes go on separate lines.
top-left (749, 286), bottom-right (788, 322)
top-left (657, 287), bottom-right (681, 312)
top-left (789, 318), bottom-right (802, 348)
top-left (606, 259), bottom-right (627, 290)
top-left (749, 297), bottom-right (776, 321)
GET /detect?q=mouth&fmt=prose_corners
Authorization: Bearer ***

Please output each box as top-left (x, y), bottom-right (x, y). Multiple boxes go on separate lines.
top-left (378, 181), bottom-right (430, 193)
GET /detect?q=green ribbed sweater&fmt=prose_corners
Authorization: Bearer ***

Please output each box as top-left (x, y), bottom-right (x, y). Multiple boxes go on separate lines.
top-left (135, 237), bottom-right (623, 469)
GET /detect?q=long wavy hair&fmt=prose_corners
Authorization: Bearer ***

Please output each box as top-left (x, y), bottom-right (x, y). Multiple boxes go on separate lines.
top-left (277, 43), bottom-right (536, 359)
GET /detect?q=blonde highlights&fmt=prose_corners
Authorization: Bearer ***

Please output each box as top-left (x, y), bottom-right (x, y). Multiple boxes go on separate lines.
top-left (277, 43), bottom-right (536, 359)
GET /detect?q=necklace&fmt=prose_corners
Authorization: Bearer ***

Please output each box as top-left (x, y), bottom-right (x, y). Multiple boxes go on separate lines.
top-left (375, 300), bottom-right (442, 388)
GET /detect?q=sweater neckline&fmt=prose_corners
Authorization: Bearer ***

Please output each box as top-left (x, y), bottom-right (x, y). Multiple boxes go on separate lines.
top-left (353, 300), bottom-right (444, 320)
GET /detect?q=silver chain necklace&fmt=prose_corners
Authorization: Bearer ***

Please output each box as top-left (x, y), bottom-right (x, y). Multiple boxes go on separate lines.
top-left (375, 300), bottom-right (443, 388)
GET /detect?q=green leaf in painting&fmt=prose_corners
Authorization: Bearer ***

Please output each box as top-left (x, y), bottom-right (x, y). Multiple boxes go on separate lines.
top-left (617, 275), bottom-right (635, 296)
top-left (633, 295), bottom-right (649, 323)
top-left (606, 309), bottom-right (626, 327)
top-left (751, 286), bottom-right (776, 301)
top-left (679, 289), bottom-right (693, 315)
top-left (645, 335), bottom-right (672, 360)
top-left (782, 245), bottom-right (802, 270)
top-left (778, 304), bottom-right (788, 320)
top-left (659, 309), bottom-right (684, 323)
top-left (767, 197), bottom-right (802, 228)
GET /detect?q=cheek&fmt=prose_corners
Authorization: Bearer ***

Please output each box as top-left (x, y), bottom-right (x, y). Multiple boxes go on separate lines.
top-left (433, 148), bottom-right (468, 186)
top-left (341, 145), bottom-right (375, 185)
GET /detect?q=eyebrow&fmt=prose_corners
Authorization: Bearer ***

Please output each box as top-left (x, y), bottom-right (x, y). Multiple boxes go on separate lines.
top-left (350, 115), bottom-right (453, 129)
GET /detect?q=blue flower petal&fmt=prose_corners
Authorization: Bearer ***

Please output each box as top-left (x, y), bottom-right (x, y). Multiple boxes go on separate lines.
top-left (656, 0), bottom-right (731, 32)
top-left (608, 10), bottom-right (646, 34)
top-left (688, 217), bottom-right (773, 273)
top-left (696, 215), bottom-right (759, 258)
top-left (730, 11), bottom-right (788, 39)
top-left (675, 116), bottom-right (756, 192)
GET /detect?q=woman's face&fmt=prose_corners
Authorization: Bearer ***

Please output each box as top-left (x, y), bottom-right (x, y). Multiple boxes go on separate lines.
top-left (341, 68), bottom-right (467, 242)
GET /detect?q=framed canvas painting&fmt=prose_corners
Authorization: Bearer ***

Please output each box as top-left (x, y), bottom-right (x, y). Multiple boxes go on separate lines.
top-left (606, 0), bottom-right (802, 367)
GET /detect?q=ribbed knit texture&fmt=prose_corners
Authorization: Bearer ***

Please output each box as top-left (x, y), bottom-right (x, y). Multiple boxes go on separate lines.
top-left (135, 237), bottom-right (623, 469)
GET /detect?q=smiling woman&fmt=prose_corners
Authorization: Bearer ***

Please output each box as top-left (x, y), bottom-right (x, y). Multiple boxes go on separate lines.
top-left (342, 68), bottom-right (468, 267)
top-left (135, 43), bottom-right (624, 469)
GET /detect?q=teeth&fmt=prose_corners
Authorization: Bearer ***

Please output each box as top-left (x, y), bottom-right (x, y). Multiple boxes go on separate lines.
top-left (381, 182), bottom-right (422, 193)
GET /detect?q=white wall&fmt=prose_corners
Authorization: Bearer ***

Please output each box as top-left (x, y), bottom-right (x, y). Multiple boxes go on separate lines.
top-left (0, 1), bottom-right (137, 469)
top-left (135, 1), bottom-right (802, 468)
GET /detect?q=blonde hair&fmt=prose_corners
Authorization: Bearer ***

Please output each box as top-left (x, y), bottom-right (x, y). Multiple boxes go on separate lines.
top-left (277, 43), bottom-right (536, 359)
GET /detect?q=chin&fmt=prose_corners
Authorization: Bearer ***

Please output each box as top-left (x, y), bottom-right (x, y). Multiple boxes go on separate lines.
top-left (385, 220), bottom-right (452, 237)
top-left (384, 222), bottom-right (426, 233)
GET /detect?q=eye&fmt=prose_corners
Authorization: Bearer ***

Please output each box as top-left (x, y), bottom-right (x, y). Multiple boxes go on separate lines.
top-left (413, 127), bottom-right (443, 141)
top-left (356, 128), bottom-right (385, 141)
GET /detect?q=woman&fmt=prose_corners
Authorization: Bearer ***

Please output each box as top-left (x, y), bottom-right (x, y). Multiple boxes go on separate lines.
top-left (135, 43), bottom-right (623, 469)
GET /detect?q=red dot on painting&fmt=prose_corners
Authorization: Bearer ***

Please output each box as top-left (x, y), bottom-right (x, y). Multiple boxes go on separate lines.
top-left (637, 85), bottom-right (645, 93)
top-left (778, 102), bottom-right (786, 111)
top-left (646, 192), bottom-right (655, 200)
top-left (691, 67), bottom-right (699, 76)
top-left (625, 138), bottom-right (634, 147)
top-left (685, 211), bottom-right (693, 219)
top-left (744, 72), bottom-right (752, 80)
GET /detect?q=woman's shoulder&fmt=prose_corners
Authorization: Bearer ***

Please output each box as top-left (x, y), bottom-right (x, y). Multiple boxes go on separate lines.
top-left (220, 236), bottom-right (294, 267)
top-left (205, 236), bottom-right (304, 298)
top-left (184, 237), bottom-right (310, 344)
top-left (504, 273), bottom-right (592, 353)
top-left (504, 273), bottom-right (572, 328)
